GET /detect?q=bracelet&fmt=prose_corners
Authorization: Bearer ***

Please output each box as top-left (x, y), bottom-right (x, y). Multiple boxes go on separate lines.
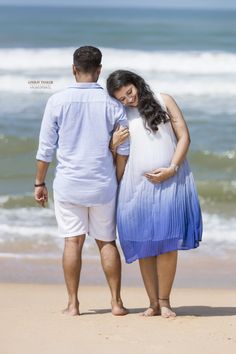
top-left (170, 164), bottom-right (179, 173)
top-left (34, 182), bottom-right (46, 187)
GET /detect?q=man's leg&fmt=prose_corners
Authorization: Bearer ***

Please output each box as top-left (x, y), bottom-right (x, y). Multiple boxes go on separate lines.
top-left (156, 250), bottom-right (178, 318)
top-left (62, 235), bottom-right (85, 316)
top-left (96, 240), bottom-right (128, 316)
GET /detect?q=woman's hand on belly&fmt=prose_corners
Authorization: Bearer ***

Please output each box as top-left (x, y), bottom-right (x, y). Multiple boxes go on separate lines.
top-left (144, 166), bottom-right (175, 184)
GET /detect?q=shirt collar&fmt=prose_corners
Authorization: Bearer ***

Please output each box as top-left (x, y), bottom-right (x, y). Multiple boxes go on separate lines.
top-left (68, 82), bottom-right (103, 89)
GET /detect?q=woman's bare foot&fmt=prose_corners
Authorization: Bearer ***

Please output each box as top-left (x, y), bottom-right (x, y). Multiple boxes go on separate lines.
top-left (111, 299), bottom-right (128, 316)
top-left (62, 301), bottom-right (80, 316)
top-left (140, 306), bottom-right (160, 317)
top-left (158, 298), bottom-right (176, 318)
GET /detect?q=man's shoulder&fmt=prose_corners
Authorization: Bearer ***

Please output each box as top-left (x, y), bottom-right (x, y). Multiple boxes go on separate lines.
top-left (47, 87), bottom-right (123, 111)
top-left (47, 89), bottom-right (69, 107)
top-left (106, 93), bottom-right (123, 110)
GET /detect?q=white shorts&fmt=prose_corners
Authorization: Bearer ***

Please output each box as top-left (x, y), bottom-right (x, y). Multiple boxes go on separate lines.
top-left (54, 196), bottom-right (116, 241)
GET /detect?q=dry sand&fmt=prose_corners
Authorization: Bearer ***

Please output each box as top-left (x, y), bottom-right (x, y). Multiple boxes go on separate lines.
top-left (1, 248), bottom-right (236, 353)
top-left (1, 284), bottom-right (236, 354)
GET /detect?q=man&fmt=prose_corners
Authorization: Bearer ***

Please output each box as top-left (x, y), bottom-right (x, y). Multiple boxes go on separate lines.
top-left (35, 46), bottom-right (129, 316)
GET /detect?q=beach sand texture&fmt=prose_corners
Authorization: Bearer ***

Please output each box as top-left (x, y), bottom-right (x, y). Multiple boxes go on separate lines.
top-left (1, 284), bottom-right (236, 354)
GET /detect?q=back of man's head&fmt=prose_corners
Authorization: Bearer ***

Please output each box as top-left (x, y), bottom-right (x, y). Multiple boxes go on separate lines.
top-left (73, 46), bottom-right (102, 73)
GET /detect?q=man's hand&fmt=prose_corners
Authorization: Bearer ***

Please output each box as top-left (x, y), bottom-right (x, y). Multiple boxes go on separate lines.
top-left (34, 185), bottom-right (48, 207)
top-left (144, 167), bottom-right (175, 184)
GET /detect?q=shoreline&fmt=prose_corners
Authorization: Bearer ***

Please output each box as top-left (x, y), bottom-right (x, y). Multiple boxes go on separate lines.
top-left (1, 249), bottom-right (236, 288)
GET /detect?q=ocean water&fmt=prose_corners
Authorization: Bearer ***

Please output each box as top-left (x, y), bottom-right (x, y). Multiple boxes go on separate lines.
top-left (0, 6), bottom-right (236, 260)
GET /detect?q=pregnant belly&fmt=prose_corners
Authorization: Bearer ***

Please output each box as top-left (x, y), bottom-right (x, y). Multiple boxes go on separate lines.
top-left (129, 147), bottom-right (175, 175)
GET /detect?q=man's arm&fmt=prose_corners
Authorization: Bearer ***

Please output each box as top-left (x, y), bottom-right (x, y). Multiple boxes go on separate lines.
top-left (35, 160), bottom-right (49, 185)
top-left (116, 154), bottom-right (129, 182)
top-left (35, 97), bottom-right (59, 207)
top-left (34, 160), bottom-right (50, 207)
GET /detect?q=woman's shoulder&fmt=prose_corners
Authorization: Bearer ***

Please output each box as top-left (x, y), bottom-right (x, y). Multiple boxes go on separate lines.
top-left (154, 92), bottom-right (167, 111)
top-left (159, 93), bottom-right (177, 110)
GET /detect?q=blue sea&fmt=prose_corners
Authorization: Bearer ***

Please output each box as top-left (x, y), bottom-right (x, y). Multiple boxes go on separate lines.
top-left (0, 5), bottom-right (236, 260)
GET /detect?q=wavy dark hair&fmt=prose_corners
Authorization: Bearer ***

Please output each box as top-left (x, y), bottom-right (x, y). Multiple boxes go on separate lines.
top-left (107, 70), bottom-right (169, 132)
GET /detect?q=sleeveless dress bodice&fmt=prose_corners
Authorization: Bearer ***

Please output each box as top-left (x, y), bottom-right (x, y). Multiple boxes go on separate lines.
top-left (117, 93), bottom-right (202, 263)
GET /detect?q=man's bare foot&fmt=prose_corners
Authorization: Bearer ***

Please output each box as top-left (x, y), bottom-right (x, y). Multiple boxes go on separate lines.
top-left (62, 302), bottom-right (80, 316)
top-left (158, 299), bottom-right (176, 318)
top-left (140, 306), bottom-right (159, 317)
top-left (111, 299), bottom-right (128, 316)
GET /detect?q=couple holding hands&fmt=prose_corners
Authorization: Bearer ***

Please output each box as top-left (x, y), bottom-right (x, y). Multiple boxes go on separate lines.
top-left (35, 46), bottom-right (202, 317)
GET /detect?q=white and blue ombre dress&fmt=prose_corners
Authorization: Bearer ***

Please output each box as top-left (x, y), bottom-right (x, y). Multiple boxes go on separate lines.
top-left (117, 93), bottom-right (202, 264)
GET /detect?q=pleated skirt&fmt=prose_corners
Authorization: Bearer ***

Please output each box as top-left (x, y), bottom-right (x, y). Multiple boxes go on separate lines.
top-left (117, 159), bottom-right (203, 264)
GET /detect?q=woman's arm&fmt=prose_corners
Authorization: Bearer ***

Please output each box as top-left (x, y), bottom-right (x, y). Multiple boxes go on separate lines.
top-left (145, 93), bottom-right (191, 184)
top-left (163, 93), bottom-right (191, 167)
top-left (116, 154), bottom-right (129, 182)
top-left (162, 94), bottom-right (191, 166)
top-left (109, 125), bottom-right (129, 162)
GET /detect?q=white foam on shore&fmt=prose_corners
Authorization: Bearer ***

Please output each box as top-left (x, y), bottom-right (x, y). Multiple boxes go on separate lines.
top-left (0, 252), bottom-right (60, 260)
top-left (202, 213), bottom-right (236, 254)
top-left (0, 202), bottom-right (236, 259)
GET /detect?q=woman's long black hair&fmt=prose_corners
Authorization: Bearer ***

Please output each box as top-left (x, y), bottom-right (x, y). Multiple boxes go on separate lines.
top-left (107, 70), bottom-right (169, 133)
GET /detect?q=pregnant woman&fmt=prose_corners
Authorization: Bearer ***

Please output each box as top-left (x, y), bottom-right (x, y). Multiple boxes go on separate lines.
top-left (107, 70), bottom-right (202, 317)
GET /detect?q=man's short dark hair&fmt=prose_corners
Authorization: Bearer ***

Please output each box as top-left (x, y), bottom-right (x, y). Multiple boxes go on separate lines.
top-left (73, 46), bottom-right (102, 73)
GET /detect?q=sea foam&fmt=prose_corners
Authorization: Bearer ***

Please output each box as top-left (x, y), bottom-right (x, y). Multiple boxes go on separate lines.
top-left (1, 48), bottom-right (236, 96)
top-left (0, 200), bottom-right (236, 259)
top-left (0, 47), bottom-right (236, 74)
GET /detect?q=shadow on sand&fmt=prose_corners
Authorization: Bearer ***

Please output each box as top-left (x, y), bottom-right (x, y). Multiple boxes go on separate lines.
top-left (82, 306), bottom-right (236, 317)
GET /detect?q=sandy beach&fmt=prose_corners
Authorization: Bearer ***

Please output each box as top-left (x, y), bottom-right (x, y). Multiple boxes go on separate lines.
top-left (1, 251), bottom-right (236, 354)
top-left (1, 283), bottom-right (236, 354)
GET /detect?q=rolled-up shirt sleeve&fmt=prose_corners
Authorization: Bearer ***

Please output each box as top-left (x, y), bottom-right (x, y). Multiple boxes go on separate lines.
top-left (115, 103), bottom-right (130, 156)
top-left (36, 97), bottom-right (59, 163)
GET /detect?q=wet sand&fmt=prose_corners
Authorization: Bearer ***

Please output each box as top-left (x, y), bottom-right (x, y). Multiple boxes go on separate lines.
top-left (1, 249), bottom-right (236, 288)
